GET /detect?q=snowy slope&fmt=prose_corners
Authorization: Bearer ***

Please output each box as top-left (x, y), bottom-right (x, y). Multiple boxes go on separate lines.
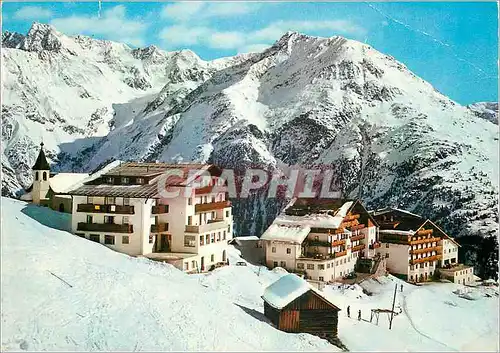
top-left (467, 102), bottom-right (498, 125)
top-left (2, 25), bottom-right (498, 277)
top-left (0, 197), bottom-right (337, 352)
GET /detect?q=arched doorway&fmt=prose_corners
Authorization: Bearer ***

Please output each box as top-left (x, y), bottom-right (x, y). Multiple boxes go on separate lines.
top-left (59, 203), bottom-right (65, 212)
top-left (222, 250), bottom-right (226, 262)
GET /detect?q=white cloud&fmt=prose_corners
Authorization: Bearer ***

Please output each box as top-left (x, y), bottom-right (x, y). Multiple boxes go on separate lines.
top-left (161, 2), bottom-right (257, 21)
top-left (50, 5), bottom-right (148, 47)
top-left (14, 6), bottom-right (53, 20)
top-left (159, 19), bottom-right (365, 52)
top-left (208, 31), bottom-right (245, 49)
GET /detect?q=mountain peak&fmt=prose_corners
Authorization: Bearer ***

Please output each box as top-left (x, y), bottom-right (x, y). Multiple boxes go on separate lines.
top-left (22, 22), bottom-right (63, 52)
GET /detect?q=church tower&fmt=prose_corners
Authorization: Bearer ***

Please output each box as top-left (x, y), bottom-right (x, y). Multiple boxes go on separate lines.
top-left (31, 142), bottom-right (50, 205)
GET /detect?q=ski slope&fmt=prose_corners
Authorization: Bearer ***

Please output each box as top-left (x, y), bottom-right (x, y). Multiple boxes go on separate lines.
top-left (1, 197), bottom-right (498, 351)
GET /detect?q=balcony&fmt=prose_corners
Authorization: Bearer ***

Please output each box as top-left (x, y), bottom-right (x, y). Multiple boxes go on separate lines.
top-left (409, 254), bottom-right (442, 265)
top-left (350, 224), bottom-right (365, 231)
top-left (77, 222), bottom-right (133, 233)
top-left (409, 237), bottom-right (441, 246)
top-left (77, 204), bottom-right (134, 214)
top-left (152, 205), bottom-right (169, 214)
top-left (332, 239), bottom-right (346, 247)
top-left (334, 250), bottom-right (347, 258)
top-left (417, 229), bottom-right (433, 236)
top-left (351, 234), bottom-right (365, 242)
top-left (194, 200), bottom-right (231, 213)
top-left (410, 246), bottom-right (441, 255)
top-left (185, 219), bottom-right (227, 233)
top-left (352, 244), bottom-right (366, 252)
top-left (194, 185), bottom-right (213, 195)
top-left (369, 242), bottom-right (381, 249)
top-left (343, 214), bottom-right (360, 222)
top-left (151, 223), bottom-right (169, 233)
top-left (305, 240), bottom-right (331, 247)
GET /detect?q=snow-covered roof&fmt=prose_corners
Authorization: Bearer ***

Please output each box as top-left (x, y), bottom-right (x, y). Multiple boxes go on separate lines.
top-left (49, 173), bottom-right (89, 193)
top-left (262, 274), bottom-right (312, 309)
top-left (260, 223), bottom-right (311, 244)
top-left (20, 192), bottom-right (32, 201)
top-left (233, 236), bottom-right (260, 241)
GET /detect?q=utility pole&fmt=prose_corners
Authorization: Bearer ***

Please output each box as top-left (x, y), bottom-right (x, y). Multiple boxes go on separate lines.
top-left (389, 283), bottom-right (397, 329)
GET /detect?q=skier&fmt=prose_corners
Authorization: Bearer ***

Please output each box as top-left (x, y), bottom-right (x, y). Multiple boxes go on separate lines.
top-left (357, 310), bottom-right (361, 321)
top-left (400, 284), bottom-right (403, 292)
top-left (347, 305), bottom-right (350, 318)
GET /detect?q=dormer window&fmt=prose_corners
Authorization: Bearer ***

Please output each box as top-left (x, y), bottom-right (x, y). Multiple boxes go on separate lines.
top-left (43, 172), bottom-right (47, 181)
top-left (136, 177), bottom-right (144, 184)
top-left (106, 177), bottom-right (114, 184)
top-left (121, 177), bottom-right (130, 184)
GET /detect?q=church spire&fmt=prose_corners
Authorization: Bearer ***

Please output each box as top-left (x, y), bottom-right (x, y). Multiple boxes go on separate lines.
top-left (32, 142), bottom-right (50, 170)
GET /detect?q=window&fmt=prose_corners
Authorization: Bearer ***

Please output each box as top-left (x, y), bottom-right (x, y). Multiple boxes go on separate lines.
top-left (280, 261), bottom-right (286, 267)
top-left (297, 263), bottom-right (304, 269)
top-left (211, 254), bottom-right (215, 262)
top-left (211, 196), bottom-right (216, 203)
top-left (211, 233), bottom-right (215, 243)
top-left (286, 248), bottom-right (291, 254)
top-left (104, 235), bottom-right (115, 245)
top-left (315, 236), bottom-right (319, 241)
top-left (307, 264), bottom-right (314, 270)
top-left (226, 210), bottom-right (230, 217)
top-left (86, 215), bottom-right (93, 224)
top-left (273, 261), bottom-right (278, 268)
top-left (43, 172), bottom-right (47, 181)
top-left (122, 236), bottom-right (129, 244)
top-left (184, 235), bottom-right (196, 247)
top-left (318, 264), bottom-right (325, 270)
top-left (136, 177), bottom-right (144, 184)
top-left (223, 231), bottom-right (226, 240)
top-left (149, 235), bottom-right (154, 244)
top-left (420, 263), bottom-right (424, 269)
top-left (386, 243), bottom-right (390, 248)
top-left (104, 216), bottom-right (114, 224)
top-left (385, 253), bottom-right (389, 258)
top-left (106, 177), bottom-right (114, 184)
top-left (410, 275), bottom-right (414, 281)
top-left (271, 247), bottom-right (276, 253)
top-left (90, 234), bottom-right (100, 242)
top-left (35, 172), bottom-right (39, 181)
top-left (335, 261), bottom-right (338, 266)
top-left (122, 216), bottom-right (129, 224)
top-left (123, 198), bottom-right (130, 206)
top-left (228, 225), bottom-right (231, 233)
top-left (217, 232), bottom-right (221, 241)
top-left (187, 216), bottom-right (192, 225)
top-left (192, 261), bottom-right (196, 269)
top-left (319, 276), bottom-right (324, 282)
top-left (121, 177), bottom-right (130, 184)
top-left (184, 262), bottom-right (189, 271)
top-left (206, 234), bottom-right (210, 244)
top-left (327, 263), bottom-right (331, 269)
top-left (200, 236), bottom-right (204, 246)
top-left (410, 265), bottom-right (414, 270)
top-left (75, 233), bottom-right (85, 238)
top-left (105, 197), bottom-right (115, 205)
top-left (188, 198), bottom-right (192, 206)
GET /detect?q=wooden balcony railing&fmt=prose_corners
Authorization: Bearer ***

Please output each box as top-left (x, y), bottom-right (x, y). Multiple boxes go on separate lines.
top-left (379, 235), bottom-right (409, 244)
top-left (77, 222), bottom-right (133, 233)
top-left (194, 185), bottom-right (213, 195)
top-left (194, 200), bottom-right (231, 213)
top-left (410, 246), bottom-right (441, 255)
top-left (152, 205), bottom-right (169, 214)
top-left (352, 244), bottom-right (366, 252)
top-left (332, 239), bottom-right (346, 247)
top-left (151, 223), bottom-right (169, 233)
top-left (305, 240), bottom-right (331, 247)
top-left (185, 219), bottom-right (227, 233)
top-left (343, 214), bottom-right (360, 222)
top-left (341, 220), bottom-right (358, 229)
top-left (409, 254), bottom-right (442, 265)
top-left (334, 228), bottom-right (345, 234)
top-left (334, 250), bottom-right (347, 258)
top-left (350, 224), bottom-right (365, 231)
top-left (409, 237), bottom-right (441, 246)
top-left (417, 229), bottom-right (433, 236)
top-left (351, 234), bottom-right (365, 242)
top-left (77, 204), bottom-right (135, 214)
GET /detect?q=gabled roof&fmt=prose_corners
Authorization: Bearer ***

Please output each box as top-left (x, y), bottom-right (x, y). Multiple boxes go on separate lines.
top-left (262, 274), bottom-right (340, 311)
top-left (370, 207), bottom-right (425, 232)
top-left (416, 219), bottom-right (461, 247)
top-left (32, 143), bottom-right (50, 170)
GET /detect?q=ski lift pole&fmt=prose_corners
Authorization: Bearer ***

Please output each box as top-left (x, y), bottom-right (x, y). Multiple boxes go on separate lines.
top-left (389, 283), bottom-right (397, 329)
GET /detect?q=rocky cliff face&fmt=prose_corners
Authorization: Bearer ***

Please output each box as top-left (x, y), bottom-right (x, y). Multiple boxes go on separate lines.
top-left (2, 25), bottom-right (498, 278)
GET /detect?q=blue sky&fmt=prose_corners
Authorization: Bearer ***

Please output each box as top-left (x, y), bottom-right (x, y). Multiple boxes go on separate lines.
top-left (1, 1), bottom-right (498, 105)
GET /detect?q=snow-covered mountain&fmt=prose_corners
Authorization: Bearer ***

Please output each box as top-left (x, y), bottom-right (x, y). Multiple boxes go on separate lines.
top-left (467, 102), bottom-right (498, 125)
top-left (2, 24), bottom-right (498, 278)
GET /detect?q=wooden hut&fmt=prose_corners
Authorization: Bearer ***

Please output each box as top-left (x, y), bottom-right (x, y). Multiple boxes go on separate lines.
top-left (262, 274), bottom-right (341, 339)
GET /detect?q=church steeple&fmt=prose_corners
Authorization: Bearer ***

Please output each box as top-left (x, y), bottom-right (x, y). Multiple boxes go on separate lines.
top-left (32, 142), bottom-right (50, 170)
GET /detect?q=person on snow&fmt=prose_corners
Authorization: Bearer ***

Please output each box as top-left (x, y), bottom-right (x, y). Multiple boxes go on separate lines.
top-left (347, 305), bottom-right (350, 318)
top-left (357, 310), bottom-right (361, 321)
top-left (400, 284), bottom-right (403, 292)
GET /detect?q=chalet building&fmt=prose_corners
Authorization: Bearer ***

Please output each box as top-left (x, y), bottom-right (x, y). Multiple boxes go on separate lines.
top-left (260, 198), bottom-right (380, 282)
top-left (262, 274), bottom-right (341, 339)
top-left (370, 208), bottom-right (474, 284)
top-left (65, 162), bottom-right (233, 273)
top-left (20, 142), bottom-right (89, 213)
